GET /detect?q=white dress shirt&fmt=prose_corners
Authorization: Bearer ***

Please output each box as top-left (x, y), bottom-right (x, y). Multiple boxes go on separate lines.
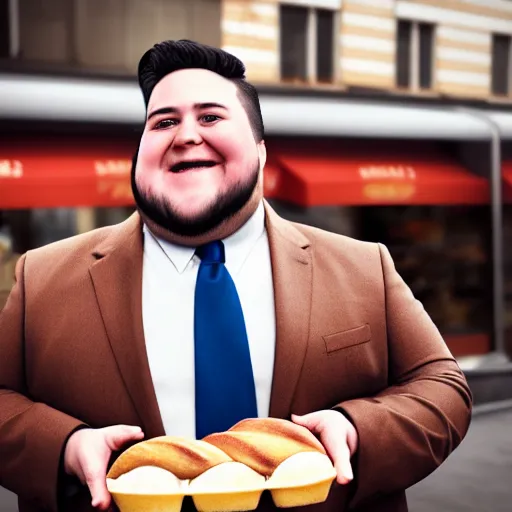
top-left (142, 202), bottom-right (276, 438)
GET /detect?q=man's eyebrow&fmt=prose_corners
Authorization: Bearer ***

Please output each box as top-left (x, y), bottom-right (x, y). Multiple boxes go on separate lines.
top-left (147, 107), bottom-right (178, 121)
top-left (196, 102), bottom-right (227, 111)
top-left (147, 103), bottom-right (228, 121)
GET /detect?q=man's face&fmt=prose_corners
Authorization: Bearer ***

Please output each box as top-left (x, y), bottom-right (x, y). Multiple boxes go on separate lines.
top-left (133, 68), bottom-right (265, 237)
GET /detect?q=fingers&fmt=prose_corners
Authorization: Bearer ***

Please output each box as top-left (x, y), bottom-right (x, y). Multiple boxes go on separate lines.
top-left (292, 412), bottom-right (354, 485)
top-left (331, 441), bottom-right (353, 484)
top-left (104, 425), bottom-right (144, 452)
top-left (85, 464), bottom-right (111, 510)
top-left (76, 425), bottom-right (144, 510)
top-left (315, 419), bottom-right (354, 484)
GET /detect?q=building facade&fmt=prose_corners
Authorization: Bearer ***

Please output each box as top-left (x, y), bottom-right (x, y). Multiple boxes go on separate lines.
top-left (224, 0), bottom-right (512, 101)
top-left (2, 0), bottom-right (512, 102)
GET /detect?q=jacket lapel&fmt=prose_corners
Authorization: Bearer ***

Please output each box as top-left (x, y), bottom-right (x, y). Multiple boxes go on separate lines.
top-left (88, 213), bottom-right (165, 438)
top-left (264, 202), bottom-right (313, 420)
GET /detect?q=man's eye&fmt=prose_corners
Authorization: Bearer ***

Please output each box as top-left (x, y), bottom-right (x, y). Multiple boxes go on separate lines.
top-left (202, 115), bottom-right (220, 123)
top-left (155, 119), bottom-right (177, 129)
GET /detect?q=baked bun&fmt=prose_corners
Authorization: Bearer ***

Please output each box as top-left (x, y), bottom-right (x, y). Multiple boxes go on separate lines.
top-left (106, 419), bottom-right (337, 512)
top-left (188, 462), bottom-right (265, 492)
top-left (202, 418), bottom-right (326, 476)
top-left (106, 466), bottom-right (183, 494)
top-left (267, 451), bottom-right (336, 488)
top-left (107, 436), bottom-right (233, 480)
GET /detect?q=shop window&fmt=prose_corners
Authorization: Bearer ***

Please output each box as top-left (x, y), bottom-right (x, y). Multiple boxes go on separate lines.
top-left (491, 34), bottom-right (511, 97)
top-left (280, 5), bottom-right (336, 84)
top-left (359, 206), bottom-right (492, 349)
top-left (0, 206), bottom-right (135, 311)
top-left (396, 20), bottom-right (435, 91)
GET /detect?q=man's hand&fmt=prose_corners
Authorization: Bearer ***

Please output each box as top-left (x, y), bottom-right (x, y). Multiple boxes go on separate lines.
top-left (292, 410), bottom-right (358, 485)
top-left (63, 425), bottom-right (145, 510)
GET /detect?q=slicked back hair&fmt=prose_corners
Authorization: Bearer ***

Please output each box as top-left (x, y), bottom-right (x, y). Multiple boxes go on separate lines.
top-left (138, 39), bottom-right (264, 142)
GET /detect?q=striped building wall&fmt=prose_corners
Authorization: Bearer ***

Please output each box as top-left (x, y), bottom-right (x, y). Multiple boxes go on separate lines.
top-left (221, 0), bottom-right (512, 99)
top-left (396, 0), bottom-right (512, 98)
top-left (340, 0), bottom-right (396, 89)
top-left (221, 1), bottom-right (280, 83)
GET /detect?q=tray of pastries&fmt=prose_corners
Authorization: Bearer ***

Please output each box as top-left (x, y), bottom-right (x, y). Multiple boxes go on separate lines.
top-left (106, 417), bottom-right (337, 512)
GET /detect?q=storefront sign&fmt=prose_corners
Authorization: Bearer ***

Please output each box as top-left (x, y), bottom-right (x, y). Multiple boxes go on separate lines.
top-left (0, 160), bottom-right (23, 178)
top-left (359, 165), bottom-right (416, 180)
top-left (94, 159), bottom-right (131, 176)
top-left (363, 183), bottom-right (416, 201)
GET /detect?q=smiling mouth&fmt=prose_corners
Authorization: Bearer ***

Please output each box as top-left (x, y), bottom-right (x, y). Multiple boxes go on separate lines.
top-left (170, 160), bottom-right (219, 173)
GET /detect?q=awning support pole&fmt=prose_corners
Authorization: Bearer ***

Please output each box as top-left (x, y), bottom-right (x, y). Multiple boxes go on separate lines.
top-left (458, 108), bottom-right (507, 357)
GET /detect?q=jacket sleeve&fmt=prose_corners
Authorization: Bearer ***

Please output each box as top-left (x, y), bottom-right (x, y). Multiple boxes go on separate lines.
top-left (0, 254), bottom-right (87, 512)
top-left (336, 243), bottom-right (473, 508)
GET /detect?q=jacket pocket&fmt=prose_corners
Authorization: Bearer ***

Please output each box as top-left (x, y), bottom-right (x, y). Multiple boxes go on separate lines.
top-left (323, 324), bottom-right (371, 353)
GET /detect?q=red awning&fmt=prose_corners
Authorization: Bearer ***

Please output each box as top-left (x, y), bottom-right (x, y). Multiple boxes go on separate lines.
top-left (0, 136), bottom-right (490, 209)
top-left (264, 140), bottom-right (490, 206)
top-left (0, 137), bottom-right (137, 209)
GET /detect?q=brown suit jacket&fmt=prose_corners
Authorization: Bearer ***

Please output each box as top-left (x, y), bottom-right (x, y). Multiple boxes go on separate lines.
top-left (0, 203), bottom-right (472, 512)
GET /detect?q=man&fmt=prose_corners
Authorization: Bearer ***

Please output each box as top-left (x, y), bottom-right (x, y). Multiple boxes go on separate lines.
top-left (0, 40), bottom-right (472, 512)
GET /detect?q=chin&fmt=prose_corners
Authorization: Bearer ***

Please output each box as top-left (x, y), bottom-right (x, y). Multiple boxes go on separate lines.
top-left (173, 195), bottom-right (218, 218)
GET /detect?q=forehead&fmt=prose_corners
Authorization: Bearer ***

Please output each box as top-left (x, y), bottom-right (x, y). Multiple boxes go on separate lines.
top-left (148, 68), bottom-right (240, 110)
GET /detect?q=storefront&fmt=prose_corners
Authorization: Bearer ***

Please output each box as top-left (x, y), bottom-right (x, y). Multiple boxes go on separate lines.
top-left (2, 73), bottom-right (512, 360)
top-left (0, 134), bottom-right (138, 306)
top-left (265, 138), bottom-right (493, 358)
top-left (0, 133), bottom-right (498, 358)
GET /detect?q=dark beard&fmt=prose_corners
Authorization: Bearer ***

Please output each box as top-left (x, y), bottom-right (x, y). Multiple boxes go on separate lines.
top-left (131, 158), bottom-right (260, 238)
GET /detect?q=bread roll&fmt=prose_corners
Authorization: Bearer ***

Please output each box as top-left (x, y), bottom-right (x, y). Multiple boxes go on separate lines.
top-left (267, 452), bottom-right (336, 488)
top-left (203, 418), bottom-right (326, 476)
top-left (107, 436), bottom-right (233, 480)
top-left (188, 462), bottom-right (266, 492)
top-left (106, 466), bottom-right (183, 494)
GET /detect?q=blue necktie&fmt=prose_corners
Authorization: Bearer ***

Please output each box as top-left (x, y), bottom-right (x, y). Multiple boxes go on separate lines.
top-left (194, 240), bottom-right (258, 439)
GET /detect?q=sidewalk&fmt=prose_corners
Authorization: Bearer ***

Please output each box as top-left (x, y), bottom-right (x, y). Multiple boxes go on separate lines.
top-left (407, 407), bottom-right (512, 511)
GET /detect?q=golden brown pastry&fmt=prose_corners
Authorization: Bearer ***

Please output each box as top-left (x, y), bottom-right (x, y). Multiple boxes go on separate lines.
top-left (107, 436), bottom-right (233, 480)
top-left (202, 418), bottom-right (326, 476)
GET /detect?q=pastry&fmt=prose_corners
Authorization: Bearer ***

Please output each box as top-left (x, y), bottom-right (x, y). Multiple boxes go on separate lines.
top-left (202, 417), bottom-right (326, 476)
top-left (106, 466), bottom-right (183, 495)
top-left (107, 436), bottom-right (232, 480)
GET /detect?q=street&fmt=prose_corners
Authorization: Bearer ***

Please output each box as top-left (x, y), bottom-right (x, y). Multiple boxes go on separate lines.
top-left (1, 408), bottom-right (511, 512)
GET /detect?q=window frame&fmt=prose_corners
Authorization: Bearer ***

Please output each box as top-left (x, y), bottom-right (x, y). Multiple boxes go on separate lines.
top-left (396, 18), bottom-right (436, 92)
top-left (1, 0), bottom-right (19, 58)
top-left (279, 3), bottom-right (338, 85)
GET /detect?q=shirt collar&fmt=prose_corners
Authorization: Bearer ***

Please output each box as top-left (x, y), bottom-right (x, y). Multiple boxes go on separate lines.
top-left (143, 201), bottom-right (266, 275)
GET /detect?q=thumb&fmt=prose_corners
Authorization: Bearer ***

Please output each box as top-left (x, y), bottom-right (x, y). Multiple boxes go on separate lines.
top-left (104, 425), bottom-right (144, 452)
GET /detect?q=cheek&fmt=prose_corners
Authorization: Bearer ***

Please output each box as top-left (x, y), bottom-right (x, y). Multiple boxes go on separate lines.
top-left (138, 132), bottom-right (169, 167)
top-left (210, 132), bottom-right (258, 179)
top-left (136, 133), bottom-right (170, 185)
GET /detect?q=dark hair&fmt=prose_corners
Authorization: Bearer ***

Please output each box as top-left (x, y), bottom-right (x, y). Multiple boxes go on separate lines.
top-left (138, 39), bottom-right (264, 141)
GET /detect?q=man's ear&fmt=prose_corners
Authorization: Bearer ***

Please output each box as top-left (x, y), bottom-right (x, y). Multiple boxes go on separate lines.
top-left (257, 140), bottom-right (267, 172)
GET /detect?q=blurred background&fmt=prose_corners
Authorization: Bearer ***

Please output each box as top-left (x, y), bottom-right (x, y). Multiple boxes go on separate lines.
top-left (0, 0), bottom-right (511, 510)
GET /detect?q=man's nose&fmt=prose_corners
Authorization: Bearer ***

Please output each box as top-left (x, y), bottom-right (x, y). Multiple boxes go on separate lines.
top-left (173, 118), bottom-right (202, 146)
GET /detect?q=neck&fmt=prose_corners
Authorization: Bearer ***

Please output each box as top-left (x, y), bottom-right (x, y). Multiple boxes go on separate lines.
top-left (141, 183), bottom-right (263, 247)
